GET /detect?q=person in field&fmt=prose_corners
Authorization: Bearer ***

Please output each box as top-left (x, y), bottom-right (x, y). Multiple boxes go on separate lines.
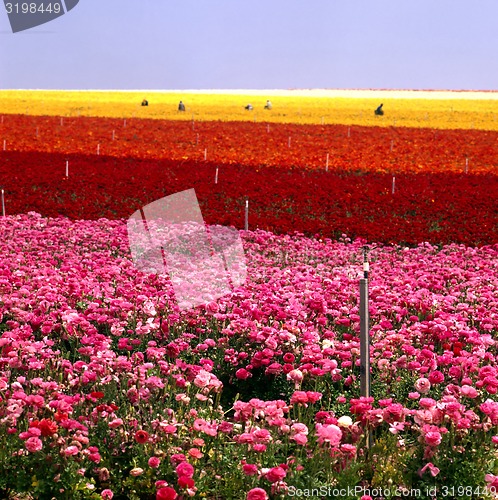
top-left (141, 99), bottom-right (148, 106)
top-left (245, 104), bottom-right (253, 110)
top-left (375, 103), bottom-right (384, 116)
top-left (264, 100), bottom-right (272, 110)
top-left (178, 101), bottom-right (186, 112)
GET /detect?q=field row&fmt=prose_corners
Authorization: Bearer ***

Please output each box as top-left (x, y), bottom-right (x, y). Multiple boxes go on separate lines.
top-left (1, 214), bottom-right (498, 498)
top-left (1, 151), bottom-right (497, 246)
top-left (1, 114), bottom-right (498, 174)
top-left (2, 90), bottom-right (498, 129)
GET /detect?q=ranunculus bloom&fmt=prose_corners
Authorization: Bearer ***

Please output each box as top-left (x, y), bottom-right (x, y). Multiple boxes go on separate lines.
top-left (25, 437), bottom-right (43, 453)
top-left (414, 378), bottom-right (431, 394)
top-left (157, 486), bottom-right (178, 500)
top-left (316, 423), bottom-right (342, 447)
top-left (101, 489), bottom-right (114, 500)
top-left (265, 466), bottom-right (286, 483)
top-left (64, 445), bottom-right (79, 456)
top-left (130, 467), bottom-right (144, 476)
top-left (134, 430), bottom-right (149, 444)
top-left (337, 415), bottom-right (353, 428)
top-left (148, 456), bottom-right (161, 468)
top-left (428, 370), bottom-right (444, 384)
top-left (177, 476), bottom-right (195, 489)
top-left (175, 462), bottom-right (194, 478)
top-left (424, 431), bottom-right (442, 446)
top-left (235, 368), bottom-right (251, 380)
top-left (242, 463), bottom-right (259, 476)
top-left (247, 487), bottom-right (268, 500)
top-left (419, 462), bottom-right (440, 477)
top-left (36, 418), bottom-right (58, 437)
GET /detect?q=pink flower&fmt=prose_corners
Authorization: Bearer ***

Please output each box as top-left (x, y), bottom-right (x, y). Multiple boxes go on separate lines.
top-left (188, 448), bottom-right (203, 459)
top-left (242, 463), bottom-right (259, 476)
top-left (108, 418), bottom-right (123, 428)
top-left (64, 445), bottom-right (79, 456)
top-left (177, 476), bottom-right (195, 489)
top-left (419, 462), bottom-right (440, 477)
top-left (316, 423), bottom-right (342, 447)
top-left (287, 369), bottom-right (303, 384)
top-left (461, 385), bottom-right (478, 398)
top-left (148, 457), bottom-right (161, 468)
top-left (428, 370), bottom-right (444, 384)
top-left (25, 437), bottom-right (43, 453)
top-left (485, 474), bottom-right (498, 489)
top-left (290, 391), bottom-right (309, 405)
top-left (101, 490), bottom-right (114, 499)
top-left (235, 368), bottom-right (251, 380)
top-left (156, 486), bottom-right (178, 500)
top-left (265, 466), bottom-right (286, 483)
top-left (175, 462), bottom-right (194, 478)
top-left (424, 431), bottom-right (442, 446)
top-left (247, 487), bottom-right (268, 500)
top-left (414, 378), bottom-right (431, 394)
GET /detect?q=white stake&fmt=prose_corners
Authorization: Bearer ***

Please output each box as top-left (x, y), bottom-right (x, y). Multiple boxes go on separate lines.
top-left (267, 124), bottom-right (270, 133)
top-left (215, 167), bottom-right (219, 184)
top-left (392, 176), bottom-right (396, 194)
top-left (124, 119), bottom-right (127, 127)
top-left (321, 116), bottom-right (324, 125)
top-left (97, 144), bottom-right (100, 155)
top-left (60, 117), bottom-right (63, 126)
top-left (245, 199), bottom-right (249, 231)
top-left (112, 130), bottom-right (115, 141)
top-left (66, 160), bottom-right (69, 177)
top-left (1, 188), bottom-right (4, 217)
top-left (204, 148), bottom-right (207, 161)
top-left (288, 136), bottom-right (291, 148)
top-left (326, 153), bottom-right (329, 172)
top-left (390, 140), bottom-right (394, 152)
top-left (347, 127), bottom-right (351, 138)
top-left (465, 157), bottom-right (469, 174)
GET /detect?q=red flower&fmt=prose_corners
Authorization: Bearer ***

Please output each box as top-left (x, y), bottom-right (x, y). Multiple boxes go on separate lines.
top-left (156, 487), bottom-right (177, 500)
top-left (177, 476), bottom-right (195, 489)
top-left (134, 430), bottom-right (149, 444)
top-left (37, 418), bottom-right (58, 437)
top-left (91, 391), bottom-right (105, 399)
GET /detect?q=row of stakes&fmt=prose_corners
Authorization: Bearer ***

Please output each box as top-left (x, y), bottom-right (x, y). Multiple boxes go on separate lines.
top-left (1, 132), bottom-right (474, 174)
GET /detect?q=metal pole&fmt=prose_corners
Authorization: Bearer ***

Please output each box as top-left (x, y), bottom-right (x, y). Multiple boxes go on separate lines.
top-left (360, 277), bottom-right (370, 397)
top-left (244, 199), bottom-right (248, 231)
top-left (360, 246), bottom-right (372, 448)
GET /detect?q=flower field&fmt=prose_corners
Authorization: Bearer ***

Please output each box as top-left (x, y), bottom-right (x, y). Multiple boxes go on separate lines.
top-left (0, 91), bottom-right (498, 499)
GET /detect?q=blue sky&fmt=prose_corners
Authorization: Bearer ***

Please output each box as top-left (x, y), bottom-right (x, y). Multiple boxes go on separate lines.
top-left (1, 0), bottom-right (497, 90)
